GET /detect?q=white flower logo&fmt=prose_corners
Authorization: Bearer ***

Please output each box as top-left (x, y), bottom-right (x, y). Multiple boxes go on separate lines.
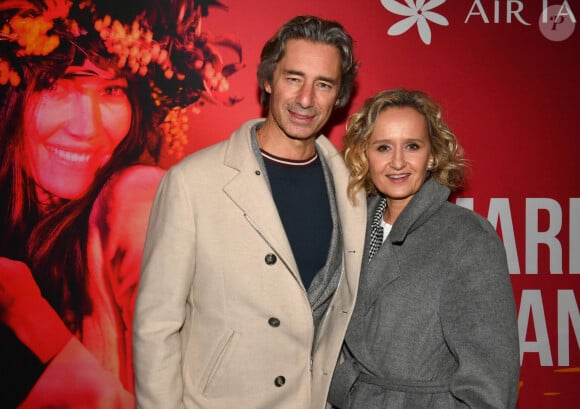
top-left (381, 0), bottom-right (449, 45)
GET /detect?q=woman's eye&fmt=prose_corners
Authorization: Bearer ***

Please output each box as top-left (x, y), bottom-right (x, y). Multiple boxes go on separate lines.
top-left (103, 86), bottom-right (128, 96)
top-left (377, 145), bottom-right (389, 152)
top-left (407, 143), bottom-right (420, 150)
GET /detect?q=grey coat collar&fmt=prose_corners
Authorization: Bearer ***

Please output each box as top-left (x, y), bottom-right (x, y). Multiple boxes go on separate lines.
top-left (367, 176), bottom-right (450, 247)
top-left (357, 177), bottom-right (450, 315)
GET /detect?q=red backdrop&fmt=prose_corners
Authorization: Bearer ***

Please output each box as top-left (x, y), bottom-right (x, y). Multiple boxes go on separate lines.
top-left (162, 1), bottom-right (579, 408)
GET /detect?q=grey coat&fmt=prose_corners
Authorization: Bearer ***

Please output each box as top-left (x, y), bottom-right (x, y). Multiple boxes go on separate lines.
top-left (329, 177), bottom-right (520, 409)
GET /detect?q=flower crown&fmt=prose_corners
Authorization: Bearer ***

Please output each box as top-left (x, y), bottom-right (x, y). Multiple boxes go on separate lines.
top-left (0, 0), bottom-right (243, 157)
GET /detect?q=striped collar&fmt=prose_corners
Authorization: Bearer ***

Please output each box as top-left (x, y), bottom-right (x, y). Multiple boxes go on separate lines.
top-left (260, 149), bottom-right (319, 166)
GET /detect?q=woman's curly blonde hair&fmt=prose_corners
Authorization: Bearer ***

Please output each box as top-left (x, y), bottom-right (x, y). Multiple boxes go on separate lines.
top-left (344, 88), bottom-right (467, 204)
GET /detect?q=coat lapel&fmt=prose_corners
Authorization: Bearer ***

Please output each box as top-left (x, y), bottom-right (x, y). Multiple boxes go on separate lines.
top-left (352, 178), bottom-right (451, 317)
top-left (315, 136), bottom-right (366, 294)
top-left (311, 136), bottom-right (366, 351)
top-left (345, 197), bottom-right (405, 376)
top-left (355, 217), bottom-right (404, 316)
top-left (221, 120), bottom-right (300, 278)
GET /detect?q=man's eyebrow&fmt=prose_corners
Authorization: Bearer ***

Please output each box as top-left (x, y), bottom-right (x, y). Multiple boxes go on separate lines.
top-left (283, 69), bottom-right (339, 85)
top-left (283, 69), bottom-right (304, 77)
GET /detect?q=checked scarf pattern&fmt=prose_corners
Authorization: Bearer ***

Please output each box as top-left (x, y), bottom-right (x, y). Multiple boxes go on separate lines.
top-left (368, 198), bottom-right (387, 261)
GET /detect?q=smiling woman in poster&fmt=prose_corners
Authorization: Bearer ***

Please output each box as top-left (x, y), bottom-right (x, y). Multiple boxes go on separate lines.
top-left (328, 89), bottom-right (520, 409)
top-left (0, 1), bottom-right (241, 407)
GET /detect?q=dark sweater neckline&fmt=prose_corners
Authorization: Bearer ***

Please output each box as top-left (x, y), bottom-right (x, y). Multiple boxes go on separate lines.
top-left (260, 149), bottom-right (319, 166)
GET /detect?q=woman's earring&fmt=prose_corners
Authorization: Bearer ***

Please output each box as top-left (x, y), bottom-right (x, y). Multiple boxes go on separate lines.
top-left (427, 160), bottom-right (434, 170)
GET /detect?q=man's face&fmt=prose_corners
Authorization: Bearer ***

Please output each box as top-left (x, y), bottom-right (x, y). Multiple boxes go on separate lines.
top-left (264, 39), bottom-right (341, 143)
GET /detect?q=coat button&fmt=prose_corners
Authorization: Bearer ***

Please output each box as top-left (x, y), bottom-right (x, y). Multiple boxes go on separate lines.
top-left (274, 376), bottom-right (286, 387)
top-left (265, 253), bottom-right (277, 265)
top-left (268, 317), bottom-right (280, 327)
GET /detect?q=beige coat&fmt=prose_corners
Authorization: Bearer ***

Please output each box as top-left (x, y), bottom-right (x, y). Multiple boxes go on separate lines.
top-left (133, 119), bottom-right (366, 409)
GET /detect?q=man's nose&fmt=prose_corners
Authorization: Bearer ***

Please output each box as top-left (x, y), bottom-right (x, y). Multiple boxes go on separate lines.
top-left (296, 84), bottom-right (314, 108)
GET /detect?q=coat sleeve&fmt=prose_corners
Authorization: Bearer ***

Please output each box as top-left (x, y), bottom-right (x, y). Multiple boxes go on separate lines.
top-left (440, 221), bottom-right (520, 409)
top-left (133, 166), bottom-right (197, 409)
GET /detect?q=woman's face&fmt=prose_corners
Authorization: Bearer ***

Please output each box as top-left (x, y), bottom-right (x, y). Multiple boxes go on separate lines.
top-left (23, 59), bottom-right (132, 200)
top-left (366, 106), bottom-right (433, 209)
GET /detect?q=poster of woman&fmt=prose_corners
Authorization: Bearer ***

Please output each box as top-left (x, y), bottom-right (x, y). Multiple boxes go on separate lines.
top-left (0, 0), bottom-right (241, 407)
top-left (1, 0), bottom-right (578, 408)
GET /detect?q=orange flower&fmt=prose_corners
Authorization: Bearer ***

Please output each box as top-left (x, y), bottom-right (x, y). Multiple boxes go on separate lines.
top-left (0, 58), bottom-right (21, 86)
top-left (43, 0), bottom-right (72, 21)
top-left (10, 16), bottom-right (60, 56)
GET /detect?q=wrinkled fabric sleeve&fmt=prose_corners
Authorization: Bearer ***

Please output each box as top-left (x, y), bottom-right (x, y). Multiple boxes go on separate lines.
top-left (441, 223), bottom-right (520, 409)
top-left (133, 166), bottom-right (197, 409)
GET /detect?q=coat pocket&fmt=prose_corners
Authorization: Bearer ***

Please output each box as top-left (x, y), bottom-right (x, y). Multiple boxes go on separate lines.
top-left (201, 328), bottom-right (238, 397)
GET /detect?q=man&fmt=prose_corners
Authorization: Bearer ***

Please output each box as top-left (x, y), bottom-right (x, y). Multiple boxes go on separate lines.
top-left (133, 15), bottom-right (366, 409)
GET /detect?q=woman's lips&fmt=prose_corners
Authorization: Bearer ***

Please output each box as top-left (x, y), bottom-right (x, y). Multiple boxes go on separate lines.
top-left (387, 173), bottom-right (410, 183)
top-left (46, 145), bottom-right (92, 165)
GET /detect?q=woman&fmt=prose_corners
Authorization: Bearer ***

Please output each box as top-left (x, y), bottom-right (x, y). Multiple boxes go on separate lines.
top-left (0, 1), bottom-right (241, 407)
top-left (328, 89), bottom-right (520, 408)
